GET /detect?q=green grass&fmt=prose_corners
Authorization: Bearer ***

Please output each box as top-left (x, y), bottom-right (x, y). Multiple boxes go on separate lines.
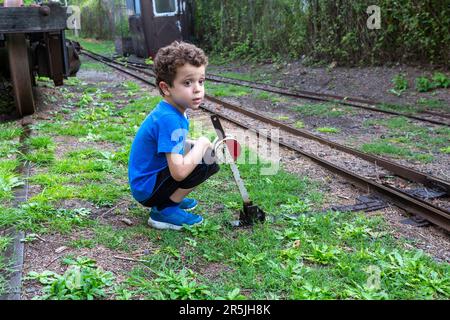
top-left (21, 149), bottom-right (55, 165)
top-left (206, 83), bottom-right (253, 98)
top-left (440, 146), bottom-right (450, 154)
top-left (26, 136), bottom-right (54, 150)
top-left (0, 123), bottom-right (23, 141)
top-left (361, 141), bottom-right (411, 157)
top-left (362, 116), bottom-right (449, 159)
top-left (389, 73), bottom-right (408, 96)
top-left (257, 91), bottom-right (271, 100)
top-left (0, 234), bottom-right (13, 296)
top-left (0, 172), bottom-right (24, 201)
top-left (293, 121), bottom-right (305, 129)
top-left (217, 71), bottom-right (255, 82)
top-left (377, 103), bottom-right (418, 114)
top-left (0, 236), bottom-right (11, 253)
top-left (317, 127), bottom-right (340, 133)
top-left (417, 98), bottom-right (449, 111)
top-left (80, 60), bottom-right (112, 72)
top-left (255, 91), bottom-right (287, 103)
top-left (0, 159), bottom-right (21, 202)
top-left (292, 103), bottom-right (352, 117)
top-left (379, 100), bottom-right (449, 114)
top-left (361, 141), bottom-right (435, 163)
top-left (24, 256), bottom-right (115, 300)
top-left (70, 37), bottom-right (115, 56)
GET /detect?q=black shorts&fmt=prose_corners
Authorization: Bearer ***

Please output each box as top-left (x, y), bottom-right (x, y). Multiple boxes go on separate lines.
top-left (140, 157), bottom-right (220, 208)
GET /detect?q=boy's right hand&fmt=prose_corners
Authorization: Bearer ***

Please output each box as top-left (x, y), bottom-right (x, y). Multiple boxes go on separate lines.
top-left (197, 136), bottom-right (213, 149)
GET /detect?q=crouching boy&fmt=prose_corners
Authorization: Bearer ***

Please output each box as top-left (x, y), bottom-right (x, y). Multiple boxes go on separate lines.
top-left (128, 41), bottom-right (220, 230)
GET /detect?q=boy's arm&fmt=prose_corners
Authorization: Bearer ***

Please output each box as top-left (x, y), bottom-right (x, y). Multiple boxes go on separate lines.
top-left (184, 138), bottom-right (196, 155)
top-left (185, 138), bottom-right (196, 145)
top-left (166, 137), bottom-right (212, 182)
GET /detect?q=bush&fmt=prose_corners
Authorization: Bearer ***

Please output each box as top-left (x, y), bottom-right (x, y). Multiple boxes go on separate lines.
top-left (415, 77), bottom-right (434, 92)
top-left (392, 74), bottom-right (408, 91)
top-left (25, 257), bottom-right (115, 300)
top-left (194, 0), bottom-right (449, 66)
top-left (431, 72), bottom-right (449, 89)
top-left (390, 73), bottom-right (409, 96)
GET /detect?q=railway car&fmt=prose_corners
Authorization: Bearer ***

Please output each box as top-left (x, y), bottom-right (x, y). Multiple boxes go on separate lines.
top-left (0, 1), bottom-right (80, 117)
top-left (125, 0), bottom-right (194, 58)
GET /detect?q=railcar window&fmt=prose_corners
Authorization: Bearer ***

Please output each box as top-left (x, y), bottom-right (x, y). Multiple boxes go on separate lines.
top-left (135, 0), bottom-right (141, 15)
top-left (125, 0), bottom-right (141, 15)
top-left (153, 0), bottom-right (177, 16)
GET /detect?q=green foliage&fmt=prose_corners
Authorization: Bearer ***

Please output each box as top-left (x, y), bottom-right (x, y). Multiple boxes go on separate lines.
top-left (389, 73), bottom-right (408, 96)
top-left (0, 123), bottom-right (22, 141)
top-left (25, 257), bottom-right (115, 300)
top-left (303, 243), bottom-right (341, 265)
top-left (232, 252), bottom-right (267, 267)
top-left (144, 57), bottom-right (154, 65)
top-left (21, 149), bottom-right (55, 165)
top-left (392, 74), bottom-right (408, 91)
top-left (440, 146), bottom-right (450, 154)
top-left (0, 159), bottom-right (23, 200)
top-left (361, 141), bottom-right (410, 157)
top-left (415, 76), bottom-right (434, 92)
top-left (128, 268), bottom-right (213, 300)
top-left (206, 83), bottom-right (253, 97)
top-left (0, 173), bottom-right (24, 200)
top-left (194, 0), bottom-right (449, 66)
top-left (153, 268), bottom-right (212, 299)
top-left (216, 288), bottom-right (247, 300)
top-left (27, 136), bottom-right (54, 150)
top-left (279, 198), bottom-right (311, 215)
top-left (431, 72), bottom-right (449, 88)
top-left (76, 93), bottom-right (94, 108)
top-left (317, 127), bottom-right (340, 134)
top-left (183, 220), bottom-right (221, 238)
top-left (80, 61), bottom-right (112, 72)
top-left (294, 121), bottom-right (305, 129)
top-left (414, 73), bottom-right (449, 92)
top-left (0, 236), bottom-right (11, 252)
top-left (64, 77), bottom-right (83, 86)
top-left (292, 282), bottom-right (334, 299)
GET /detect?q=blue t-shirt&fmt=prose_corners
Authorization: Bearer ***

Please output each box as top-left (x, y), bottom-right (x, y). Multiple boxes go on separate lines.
top-left (128, 100), bottom-right (189, 202)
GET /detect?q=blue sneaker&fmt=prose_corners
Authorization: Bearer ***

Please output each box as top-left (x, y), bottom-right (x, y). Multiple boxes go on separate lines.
top-left (148, 205), bottom-right (203, 230)
top-left (179, 198), bottom-right (198, 211)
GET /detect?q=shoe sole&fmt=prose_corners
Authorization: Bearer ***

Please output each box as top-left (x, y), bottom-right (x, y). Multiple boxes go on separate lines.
top-left (149, 203), bottom-right (197, 214)
top-left (183, 203), bottom-right (198, 212)
top-left (147, 216), bottom-right (203, 230)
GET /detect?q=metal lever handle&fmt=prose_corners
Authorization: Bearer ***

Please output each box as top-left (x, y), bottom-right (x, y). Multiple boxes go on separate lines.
top-left (211, 115), bottom-right (226, 140)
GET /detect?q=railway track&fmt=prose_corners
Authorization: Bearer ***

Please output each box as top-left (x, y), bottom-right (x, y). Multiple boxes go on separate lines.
top-left (83, 49), bottom-right (450, 127)
top-left (80, 50), bottom-right (450, 232)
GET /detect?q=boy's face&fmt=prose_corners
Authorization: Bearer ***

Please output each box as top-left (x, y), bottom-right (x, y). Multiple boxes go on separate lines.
top-left (160, 63), bottom-right (206, 111)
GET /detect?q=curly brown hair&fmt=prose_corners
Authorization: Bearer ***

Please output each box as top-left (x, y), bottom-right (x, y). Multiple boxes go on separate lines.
top-left (154, 41), bottom-right (208, 96)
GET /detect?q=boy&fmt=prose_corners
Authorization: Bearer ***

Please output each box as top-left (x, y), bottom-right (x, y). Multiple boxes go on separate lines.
top-left (128, 41), bottom-right (220, 230)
